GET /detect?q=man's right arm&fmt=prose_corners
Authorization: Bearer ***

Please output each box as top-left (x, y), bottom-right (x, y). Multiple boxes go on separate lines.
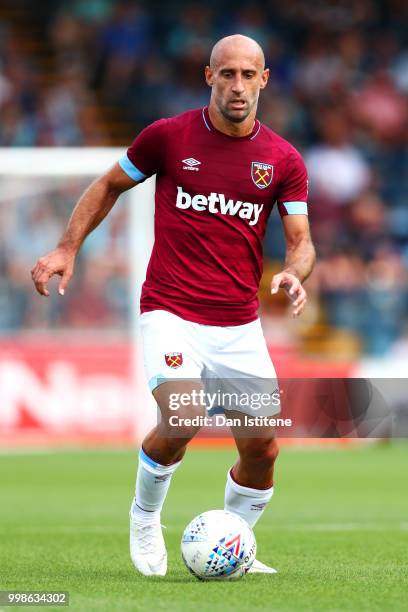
top-left (31, 163), bottom-right (138, 297)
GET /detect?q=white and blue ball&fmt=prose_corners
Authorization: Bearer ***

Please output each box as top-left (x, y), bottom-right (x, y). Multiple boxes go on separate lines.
top-left (181, 510), bottom-right (256, 580)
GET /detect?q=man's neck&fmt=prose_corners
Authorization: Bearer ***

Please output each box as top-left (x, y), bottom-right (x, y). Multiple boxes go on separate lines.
top-left (208, 103), bottom-right (256, 137)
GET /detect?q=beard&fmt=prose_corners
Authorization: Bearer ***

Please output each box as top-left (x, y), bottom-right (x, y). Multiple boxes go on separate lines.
top-left (219, 104), bottom-right (251, 123)
top-left (218, 95), bottom-right (258, 123)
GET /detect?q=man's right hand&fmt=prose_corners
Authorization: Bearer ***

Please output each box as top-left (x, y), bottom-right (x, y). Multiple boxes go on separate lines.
top-left (31, 248), bottom-right (76, 297)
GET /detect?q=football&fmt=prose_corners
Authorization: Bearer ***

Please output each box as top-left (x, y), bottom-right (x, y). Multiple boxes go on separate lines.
top-left (181, 510), bottom-right (256, 580)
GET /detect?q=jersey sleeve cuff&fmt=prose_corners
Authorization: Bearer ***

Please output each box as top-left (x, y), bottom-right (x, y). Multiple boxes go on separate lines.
top-left (278, 201), bottom-right (308, 215)
top-left (118, 153), bottom-right (146, 182)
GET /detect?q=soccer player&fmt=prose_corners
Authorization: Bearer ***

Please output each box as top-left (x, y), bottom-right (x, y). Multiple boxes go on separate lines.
top-left (31, 35), bottom-right (315, 576)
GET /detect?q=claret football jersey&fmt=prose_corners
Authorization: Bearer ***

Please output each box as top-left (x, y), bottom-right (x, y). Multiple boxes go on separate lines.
top-left (119, 107), bottom-right (308, 326)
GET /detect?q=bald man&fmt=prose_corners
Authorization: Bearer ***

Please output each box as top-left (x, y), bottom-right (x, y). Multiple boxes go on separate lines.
top-left (31, 34), bottom-right (315, 577)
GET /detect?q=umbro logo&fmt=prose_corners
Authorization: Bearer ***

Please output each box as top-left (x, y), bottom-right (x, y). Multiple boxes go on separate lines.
top-left (182, 158), bottom-right (201, 171)
top-left (154, 474), bottom-right (171, 483)
top-left (183, 158), bottom-right (200, 166)
top-left (251, 502), bottom-right (267, 511)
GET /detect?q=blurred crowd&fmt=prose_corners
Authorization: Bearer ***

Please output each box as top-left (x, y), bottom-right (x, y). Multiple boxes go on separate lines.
top-left (0, 0), bottom-right (407, 355)
top-left (0, 178), bottom-right (130, 333)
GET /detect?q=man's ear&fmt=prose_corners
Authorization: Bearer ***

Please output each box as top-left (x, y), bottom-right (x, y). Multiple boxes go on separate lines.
top-left (205, 65), bottom-right (213, 87)
top-left (260, 68), bottom-right (270, 90)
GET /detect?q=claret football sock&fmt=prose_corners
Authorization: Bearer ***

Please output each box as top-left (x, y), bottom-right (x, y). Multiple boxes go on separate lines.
top-left (224, 468), bottom-right (274, 528)
top-left (132, 448), bottom-right (182, 522)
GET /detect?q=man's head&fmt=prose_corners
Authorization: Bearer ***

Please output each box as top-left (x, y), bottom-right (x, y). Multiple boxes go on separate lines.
top-left (205, 34), bottom-right (269, 124)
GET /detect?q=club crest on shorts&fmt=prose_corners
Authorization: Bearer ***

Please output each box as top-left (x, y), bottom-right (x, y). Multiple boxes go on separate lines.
top-left (251, 162), bottom-right (273, 189)
top-left (165, 352), bottom-right (183, 368)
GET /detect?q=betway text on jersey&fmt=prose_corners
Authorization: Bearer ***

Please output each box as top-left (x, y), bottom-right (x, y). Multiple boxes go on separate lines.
top-left (176, 186), bottom-right (264, 226)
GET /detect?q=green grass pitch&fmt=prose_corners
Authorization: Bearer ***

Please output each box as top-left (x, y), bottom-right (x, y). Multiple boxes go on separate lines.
top-left (1, 444), bottom-right (407, 611)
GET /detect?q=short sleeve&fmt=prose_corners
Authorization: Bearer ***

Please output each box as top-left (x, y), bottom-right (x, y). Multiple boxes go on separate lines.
top-left (277, 150), bottom-right (309, 216)
top-left (118, 118), bottom-right (168, 182)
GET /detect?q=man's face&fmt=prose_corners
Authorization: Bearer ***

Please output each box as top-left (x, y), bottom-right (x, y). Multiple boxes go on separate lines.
top-left (205, 54), bottom-right (269, 123)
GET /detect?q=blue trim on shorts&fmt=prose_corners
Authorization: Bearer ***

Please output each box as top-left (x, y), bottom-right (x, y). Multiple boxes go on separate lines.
top-left (148, 375), bottom-right (168, 391)
top-left (118, 154), bottom-right (146, 182)
top-left (139, 448), bottom-right (158, 469)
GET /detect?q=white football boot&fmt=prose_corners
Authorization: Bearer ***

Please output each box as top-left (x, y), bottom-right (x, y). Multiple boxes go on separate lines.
top-left (248, 559), bottom-right (278, 574)
top-left (129, 509), bottom-right (167, 576)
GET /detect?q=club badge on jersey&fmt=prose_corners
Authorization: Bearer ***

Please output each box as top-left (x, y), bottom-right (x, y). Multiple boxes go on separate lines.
top-left (165, 352), bottom-right (183, 368)
top-left (251, 162), bottom-right (273, 189)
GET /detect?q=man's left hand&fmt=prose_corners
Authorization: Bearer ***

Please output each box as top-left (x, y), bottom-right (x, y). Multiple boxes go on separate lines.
top-left (271, 271), bottom-right (307, 317)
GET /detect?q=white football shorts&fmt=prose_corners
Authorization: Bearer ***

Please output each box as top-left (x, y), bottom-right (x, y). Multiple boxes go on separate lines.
top-left (139, 309), bottom-right (280, 416)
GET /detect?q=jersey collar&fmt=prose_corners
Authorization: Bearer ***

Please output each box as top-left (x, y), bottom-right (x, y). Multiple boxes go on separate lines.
top-left (202, 106), bottom-right (261, 141)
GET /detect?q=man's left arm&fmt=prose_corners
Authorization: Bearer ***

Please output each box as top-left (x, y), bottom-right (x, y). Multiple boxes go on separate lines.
top-left (271, 214), bottom-right (316, 317)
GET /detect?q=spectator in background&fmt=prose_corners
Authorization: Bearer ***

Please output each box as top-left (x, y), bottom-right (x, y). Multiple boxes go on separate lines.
top-left (37, 66), bottom-right (105, 146)
top-left (392, 49), bottom-right (408, 93)
top-left (0, 65), bottom-right (12, 109)
top-left (97, 1), bottom-right (152, 101)
top-left (363, 244), bottom-right (408, 355)
top-left (0, 30), bottom-right (39, 146)
top-left (347, 192), bottom-right (389, 258)
top-left (163, 3), bottom-right (214, 115)
top-left (294, 33), bottom-right (346, 101)
top-left (315, 249), bottom-right (367, 337)
top-left (229, 5), bottom-right (270, 49)
top-left (306, 109), bottom-right (371, 208)
top-left (70, 0), bottom-right (113, 24)
top-left (127, 58), bottom-right (176, 125)
top-left (351, 68), bottom-right (408, 144)
top-left (166, 4), bottom-right (214, 60)
top-left (305, 108), bottom-right (371, 258)
top-left (49, 13), bottom-right (85, 69)
top-left (60, 255), bottom-right (125, 329)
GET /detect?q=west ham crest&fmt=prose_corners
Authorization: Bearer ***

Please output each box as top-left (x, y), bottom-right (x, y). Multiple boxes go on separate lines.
top-left (251, 162), bottom-right (273, 189)
top-left (165, 352), bottom-right (183, 368)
